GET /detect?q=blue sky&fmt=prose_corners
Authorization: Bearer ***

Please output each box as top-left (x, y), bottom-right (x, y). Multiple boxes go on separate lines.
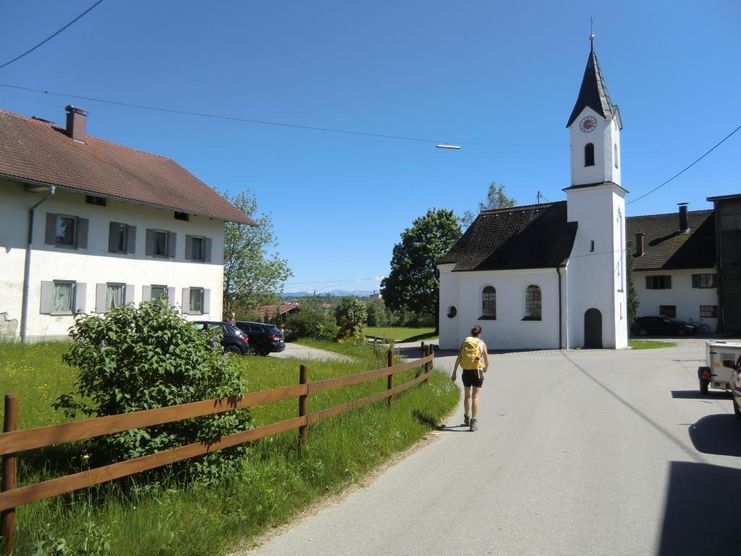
top-left (2, 1), bottom-right (740, 294)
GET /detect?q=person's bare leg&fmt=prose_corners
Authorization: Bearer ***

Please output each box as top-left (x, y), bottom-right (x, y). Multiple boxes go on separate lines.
top-left (464, 386), bottom-right (472, 420)
top-left (471, 386), bottom-right (481, 418)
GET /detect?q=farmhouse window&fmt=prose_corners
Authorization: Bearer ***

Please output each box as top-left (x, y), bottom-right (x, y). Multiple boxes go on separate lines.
top-left (183, 287), bottom-right (210, 315)
top-left (481, 286), bottom-right (496, 319)
top-left (185, 235), bottom-right (212, 262)
top-left (691, 273), bottom-right (717, 289)
top-left (108, 222), bottom-right (136, 254)
top-left (40, 280), bottom-right (86, 314)
top-left (659, 305), bottom-right (676, 318)
top-left (646, 275), bottom-right (672, 289)
top-left (45, 213), bottom-right (88, 249)
top-left (145, 229), bottom-right (176, 258)
top-left (700, 305), bottom-right (718, 318)
top-left (95, 283), bottom-right (135, 312)
top-left (524, 285), bottom-right (542, 321)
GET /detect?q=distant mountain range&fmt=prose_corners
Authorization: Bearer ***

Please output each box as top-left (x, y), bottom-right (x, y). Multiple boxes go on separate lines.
top-left (283, 290), bottom-right (379, 299)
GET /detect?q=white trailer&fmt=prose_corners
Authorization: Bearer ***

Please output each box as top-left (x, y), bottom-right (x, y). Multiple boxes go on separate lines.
top-left (697, 340), bottom-right (741, 394)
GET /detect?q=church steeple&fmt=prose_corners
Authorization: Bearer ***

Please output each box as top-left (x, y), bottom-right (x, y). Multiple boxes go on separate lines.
top-left (566, 38), bottom-right (621, 129)
top-left (566, 35), bottom-right (623, 188)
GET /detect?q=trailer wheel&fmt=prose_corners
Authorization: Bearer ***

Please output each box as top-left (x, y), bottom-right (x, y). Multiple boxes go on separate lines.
top-left (700, 379), bottom-right (710, 395)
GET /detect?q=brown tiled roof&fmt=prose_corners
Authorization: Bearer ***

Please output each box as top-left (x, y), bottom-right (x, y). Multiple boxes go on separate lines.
top-left (257, 303), bottom-right (300, 318)
top-left (439, 201), bottom-right (577, 271)
top-left (626, 210), bottom-right (715, 270)
top-left (0, 109), bottom-right (253, 224)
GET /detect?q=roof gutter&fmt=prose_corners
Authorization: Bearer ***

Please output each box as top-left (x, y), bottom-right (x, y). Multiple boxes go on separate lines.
top-left (20, 185), bottom-right (56, 343)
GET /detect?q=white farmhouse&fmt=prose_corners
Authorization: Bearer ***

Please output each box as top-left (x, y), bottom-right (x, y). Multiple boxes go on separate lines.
top-left (438, 39), bottom-right (628, 350)
top-left (627, 194), bottom-right (741, 335)
top-left (0, 106), bottom-right (252, 342)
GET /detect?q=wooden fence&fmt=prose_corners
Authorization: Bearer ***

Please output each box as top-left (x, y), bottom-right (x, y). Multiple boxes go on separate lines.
top-left (0, 345), bottom-right (434, 553)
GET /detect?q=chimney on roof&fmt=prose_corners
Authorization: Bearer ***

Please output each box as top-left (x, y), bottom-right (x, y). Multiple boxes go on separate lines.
top-left (635, 232), bottom-right (644, 257)
top-left (65, 105), bottom-right (87, 142)
top-left (678, 202), bottom-right (689, 233)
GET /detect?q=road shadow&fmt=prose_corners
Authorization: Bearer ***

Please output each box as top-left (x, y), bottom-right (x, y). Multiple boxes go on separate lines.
top-left (688, 414), bottom-right (741, 456)
top-left (671, 390), bottom-right (731, 400)
top-left (435, 423), bottom-right (472, 433)
top-left (658, 461), bottom-right (741, 555)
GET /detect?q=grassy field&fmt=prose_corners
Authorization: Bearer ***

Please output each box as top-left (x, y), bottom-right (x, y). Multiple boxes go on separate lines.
top-left (628, 339), bottom-right (677, 349)
top-left (0, 340), bottom-right (458, 555)
top-left (365, 327), bottom-right (437, 342)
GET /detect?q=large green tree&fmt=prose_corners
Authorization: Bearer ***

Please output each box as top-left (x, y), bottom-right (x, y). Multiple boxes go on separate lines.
top-left (461, 181), bottom-right (517, 227)
top-left (223, 190), bottom-right (292, 314)
top-left (381, 209), bottom-right (462, 324)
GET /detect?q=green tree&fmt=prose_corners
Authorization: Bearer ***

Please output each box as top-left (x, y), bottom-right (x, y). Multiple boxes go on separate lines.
top-left (284, 297), bottom-right (338, 341)
top-left (55, 298), bottom-right (251, 480)
top-left (381, 209), bottom-right (462, 326)
top-left (223, 190), bottom-right (292, 314)
top-left (335, 297), bottom-right (367, 340)
top-left (461, 181), bottom-right (517, 227)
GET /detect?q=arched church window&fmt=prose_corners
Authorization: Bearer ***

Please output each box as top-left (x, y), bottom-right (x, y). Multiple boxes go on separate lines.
top-left (481, 286), bottom-right (496, 319)
top-left (524, 285), bottom-right (541, 321)
top-left (614, 144), bottom-right (619, 168)
top-left (584, 143), bottom-right (595, 167)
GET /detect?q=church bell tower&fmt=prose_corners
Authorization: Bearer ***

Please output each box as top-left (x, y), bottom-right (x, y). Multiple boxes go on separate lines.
top-left (564, 34), bottom-right (628, 350)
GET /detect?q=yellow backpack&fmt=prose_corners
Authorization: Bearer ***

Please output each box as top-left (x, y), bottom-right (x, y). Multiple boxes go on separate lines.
top-left (459, 337), bottom-right (482, 369)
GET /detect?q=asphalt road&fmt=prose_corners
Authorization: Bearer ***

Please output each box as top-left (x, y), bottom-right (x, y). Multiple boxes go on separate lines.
top-left (245, 339), bottom-right (741, 555)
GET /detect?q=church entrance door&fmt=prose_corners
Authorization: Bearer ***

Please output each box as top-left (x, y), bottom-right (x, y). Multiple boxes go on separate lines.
top-left (584, 308), bottom-right (602, 348)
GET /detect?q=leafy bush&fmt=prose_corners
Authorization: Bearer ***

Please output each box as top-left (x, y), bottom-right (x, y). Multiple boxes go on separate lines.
top-left (284, 303), bottom-right (338, 341)
top-left (335, 297), bottom-right (367, 340)
top-left (54, 298), bottom-right (251, 480)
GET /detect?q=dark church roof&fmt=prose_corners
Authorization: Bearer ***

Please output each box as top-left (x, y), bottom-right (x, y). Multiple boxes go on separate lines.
top-left (439, 201), bottom-right (577, 271)
top-left (566, 43), bottom-right (621, 129)
top-left (626, 210), bottom-right (716, 270)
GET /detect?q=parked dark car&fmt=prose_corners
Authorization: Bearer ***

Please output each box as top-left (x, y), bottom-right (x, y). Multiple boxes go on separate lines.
top-left (630, 316), bottom-right (697, 337)
top-left (235, 321), bottom-right (285, 356)
top-left (192, 321), bottom-right (250, 355)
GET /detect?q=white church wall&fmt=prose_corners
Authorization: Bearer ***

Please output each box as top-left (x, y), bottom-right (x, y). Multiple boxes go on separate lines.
top-left (438, 268), bottom-right (561, 351)
top-left (438, 264), bottom-right (459, 350)
top-left (566, 185), bottom-right (627, 349)
top-left (633, 268), bottom-right (719, 331)
top-left (0, 182), bottom-right (29, 339)
top-left (569, 107), bottom-right (621, 187)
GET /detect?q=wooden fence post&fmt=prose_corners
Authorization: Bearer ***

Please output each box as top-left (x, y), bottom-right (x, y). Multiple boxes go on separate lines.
top-left (425, 345), bottom-right (433, 382)
top-left (298, 365), bottom-right (308, 448)
top-left (387, 349), bottom-right (393, 408)
top-left (1, 394), bottom-right (18, 555)
top-left (420, 341), bottom-right (425, 359)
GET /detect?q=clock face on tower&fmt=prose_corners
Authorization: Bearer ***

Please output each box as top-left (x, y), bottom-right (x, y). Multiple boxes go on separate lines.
top-left (579, 116), bottom-right (597, 133)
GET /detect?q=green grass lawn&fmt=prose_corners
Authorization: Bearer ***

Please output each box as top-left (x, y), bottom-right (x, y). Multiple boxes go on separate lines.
top-left (1, 340), bottom-right (458, 555)
top-left (628, 339), bottom-right (677, 349)
top-left (365, 326), bottom-right (437, 342)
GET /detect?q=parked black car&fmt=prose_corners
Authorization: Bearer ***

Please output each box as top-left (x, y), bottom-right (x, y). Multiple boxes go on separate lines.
top-left (235, 321), bottom-right (285, 355)
top-left (192, 321), bottom-right (250, 354)
top-left (630, 316), bottom-right (697, 337)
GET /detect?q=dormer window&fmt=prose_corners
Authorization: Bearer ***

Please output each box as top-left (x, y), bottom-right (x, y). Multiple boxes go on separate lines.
top-left (584, 143), bottom-right (595, 167)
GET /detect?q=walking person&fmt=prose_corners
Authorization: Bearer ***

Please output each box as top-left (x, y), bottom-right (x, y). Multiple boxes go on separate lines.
top-left (450, 324), bottom-right (489, 431)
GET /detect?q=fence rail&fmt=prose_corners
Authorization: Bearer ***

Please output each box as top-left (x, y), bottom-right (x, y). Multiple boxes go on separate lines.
top-left (0, 345), bottom-right (434, 553)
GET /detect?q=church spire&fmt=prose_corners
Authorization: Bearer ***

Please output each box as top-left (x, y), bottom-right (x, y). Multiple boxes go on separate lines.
top-left (566, 35), bottom-right (619, 128)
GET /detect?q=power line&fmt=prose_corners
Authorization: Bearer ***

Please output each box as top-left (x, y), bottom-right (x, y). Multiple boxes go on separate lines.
top-left (627, 123), bottom-right (741, 205)
top-left (0, 82), bottom-right (568, 148)
top-left (0, 1), bottom-right (105, 71)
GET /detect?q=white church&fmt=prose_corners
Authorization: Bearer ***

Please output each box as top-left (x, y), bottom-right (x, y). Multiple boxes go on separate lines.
top-left (438, 39), bottom-right (629, 351)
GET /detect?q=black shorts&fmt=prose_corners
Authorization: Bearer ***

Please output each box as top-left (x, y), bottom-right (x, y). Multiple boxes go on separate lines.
top-left (461, 369), bottom-right (484, 388)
